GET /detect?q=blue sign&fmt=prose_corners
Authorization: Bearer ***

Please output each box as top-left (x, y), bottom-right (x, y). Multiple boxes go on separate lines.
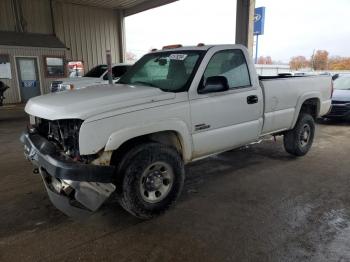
top-left (22, 80), bottom-right (37, 88)
top-left (254, 7), bottom-right (265, 35)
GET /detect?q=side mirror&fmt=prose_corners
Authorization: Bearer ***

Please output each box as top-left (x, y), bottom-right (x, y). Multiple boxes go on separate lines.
top-left (198, 76), bottom-right (229, 94)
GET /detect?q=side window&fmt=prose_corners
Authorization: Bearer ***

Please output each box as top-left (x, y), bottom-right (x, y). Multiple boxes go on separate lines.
top-left (104, 66), bottom-right (128, 80)
top-left (203, 49), bottom-right (251, 89)
top-left (44, 56), bottom-right (66, 78)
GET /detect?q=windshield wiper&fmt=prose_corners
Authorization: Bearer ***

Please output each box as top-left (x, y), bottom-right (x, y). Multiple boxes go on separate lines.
top-left (126, 81), bottom-right (173, 92)
top-left (132, 81), bottom-right (157, 87)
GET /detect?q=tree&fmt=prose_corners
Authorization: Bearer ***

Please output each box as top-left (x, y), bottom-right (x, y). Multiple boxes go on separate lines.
top-left (289, 56), bottom-right (309, 70)
top-left (257, 56), bottom-right (273, 64)
top-left (311, 50), bottom-right (329, 70)
top-left (328, 56), bottom-right (350, 70)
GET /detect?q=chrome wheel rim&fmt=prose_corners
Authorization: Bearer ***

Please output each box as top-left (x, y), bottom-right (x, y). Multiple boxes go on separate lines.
top-left (300, 124), bottom-right (311, 147)
top-left (139, 161), bottom-right (174, 203)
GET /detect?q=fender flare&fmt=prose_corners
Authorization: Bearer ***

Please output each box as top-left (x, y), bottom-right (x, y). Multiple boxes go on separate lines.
top-left (104, 120), bottom-right (193, 162)
top-left (291, 92), bottom-right (321, 128)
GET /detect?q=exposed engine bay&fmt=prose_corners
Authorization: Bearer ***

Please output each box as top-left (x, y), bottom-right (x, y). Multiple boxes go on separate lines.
top-left (35, 118), bottom-right (83, 159)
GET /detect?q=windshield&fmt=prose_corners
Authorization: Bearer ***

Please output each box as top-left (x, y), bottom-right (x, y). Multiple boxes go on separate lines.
top-left (118, 51), bottom-right (204, 92)
top-left (334, 77), bottom-right (350, 90)
top-left (84, 65), bottom-right (107, 78)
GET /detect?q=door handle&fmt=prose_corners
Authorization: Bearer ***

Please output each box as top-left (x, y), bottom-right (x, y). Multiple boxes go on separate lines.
top-left (247, 95), bottom-right (258, 104)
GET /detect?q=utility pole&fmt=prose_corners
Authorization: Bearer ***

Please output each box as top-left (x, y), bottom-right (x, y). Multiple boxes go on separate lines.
top-left (255, 35), bottom-right (259, 64)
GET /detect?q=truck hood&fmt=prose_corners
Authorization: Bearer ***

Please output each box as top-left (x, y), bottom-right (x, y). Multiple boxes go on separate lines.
top-left (25, 84), bottom-right (175, 120)
top-left (332, 89), bottom-right (350, 102)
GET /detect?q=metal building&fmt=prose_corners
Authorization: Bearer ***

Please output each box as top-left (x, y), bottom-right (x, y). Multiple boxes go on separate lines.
top-left (0, 0), bottom-right (255, 104)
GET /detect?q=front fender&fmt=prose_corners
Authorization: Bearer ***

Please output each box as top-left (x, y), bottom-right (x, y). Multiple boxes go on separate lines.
top-left (104, 120), bottom-right (193, 162)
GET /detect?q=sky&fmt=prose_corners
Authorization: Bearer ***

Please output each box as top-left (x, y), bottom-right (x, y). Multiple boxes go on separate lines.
top-left (125, 0), bottom-right (350, 63)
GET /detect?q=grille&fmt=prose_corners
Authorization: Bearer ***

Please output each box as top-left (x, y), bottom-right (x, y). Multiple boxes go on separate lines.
top-left (332, 100), bottom-right (350, 105)
top-left (328, 105), bottom-right (350, 116)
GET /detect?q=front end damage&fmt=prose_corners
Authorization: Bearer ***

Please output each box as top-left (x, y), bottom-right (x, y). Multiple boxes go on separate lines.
top-left (20, 118), bottom-right (116, 217)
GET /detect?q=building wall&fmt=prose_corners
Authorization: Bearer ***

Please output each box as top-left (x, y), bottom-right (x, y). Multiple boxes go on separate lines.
top-left (0, 0), bottom-right (53, 33)
top-left (0, 0), bottom-right (123, 103)
top-left (0, 0), bottom-right (122, 71)
top-left (21, 0), bottom-right (53, 34)
top-left (53, 1), bottom-right (121, 71)
top-left (0, 0), bottom-right (15, 31)
top-left (0, 46), bottom-right (66, 104)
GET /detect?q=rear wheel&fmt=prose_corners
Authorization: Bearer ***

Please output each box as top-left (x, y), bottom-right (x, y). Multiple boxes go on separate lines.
top-left (117, 142), bottom-right (185, 219)
top-left (283, 113), bottom-right (315, 156)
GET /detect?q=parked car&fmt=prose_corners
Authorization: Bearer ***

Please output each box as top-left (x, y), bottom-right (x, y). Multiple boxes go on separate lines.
top-left (21, 44), bottom-right (332, 219)
top-left (332, 73), bottom-right (350, 81)
top-left (324, 75), bottom-right (350, 120)
top-left (50, 63), bottom-right (132, 92)
top-left (0, 81), bottom-right (9, 106)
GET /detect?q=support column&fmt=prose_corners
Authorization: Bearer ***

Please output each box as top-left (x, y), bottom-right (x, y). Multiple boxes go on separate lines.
top-left (235, 0), bottom-right (255, 56)
top-left (116, 9), bottom-right (126, 63)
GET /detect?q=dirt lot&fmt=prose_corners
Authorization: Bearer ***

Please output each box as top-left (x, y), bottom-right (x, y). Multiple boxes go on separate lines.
top-left (1, 105), bottom-right (350, 262)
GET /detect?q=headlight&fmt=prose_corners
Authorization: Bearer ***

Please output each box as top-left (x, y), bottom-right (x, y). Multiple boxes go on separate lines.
top-left (29, 115), bottom-right (36, 125)
top-left (58, 84), bottom-right (75, 91)
top-left (50, 81), bottom-right (63, 92)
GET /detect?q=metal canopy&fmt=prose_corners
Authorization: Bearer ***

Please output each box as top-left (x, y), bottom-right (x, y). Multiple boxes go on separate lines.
top-left (55, 0), bottom-right (178, 16)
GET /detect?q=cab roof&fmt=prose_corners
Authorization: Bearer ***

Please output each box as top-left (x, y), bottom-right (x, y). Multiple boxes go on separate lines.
top-left (150, 44), bottom-right (243, 54)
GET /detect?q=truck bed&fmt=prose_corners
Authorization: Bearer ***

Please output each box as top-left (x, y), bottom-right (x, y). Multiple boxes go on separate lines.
top-left (259, 75), bottom-right (332, 135)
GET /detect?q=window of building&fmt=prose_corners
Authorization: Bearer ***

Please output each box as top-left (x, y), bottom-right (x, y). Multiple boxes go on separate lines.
top-left (44, 56), bottom-right (66, 78)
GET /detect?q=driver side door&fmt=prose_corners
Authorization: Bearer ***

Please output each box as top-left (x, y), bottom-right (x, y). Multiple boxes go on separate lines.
top-left (190, 48), bottom-right (263, 158)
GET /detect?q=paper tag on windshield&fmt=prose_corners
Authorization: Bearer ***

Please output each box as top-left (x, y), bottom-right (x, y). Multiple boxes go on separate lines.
top-left (169, 54), bottom-right (187, 60)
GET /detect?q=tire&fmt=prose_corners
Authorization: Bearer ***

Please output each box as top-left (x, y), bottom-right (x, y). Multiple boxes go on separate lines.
top-left (283, 113), bottom-right (315, 156)
top-left (117, 142), bottom-right (185, 219)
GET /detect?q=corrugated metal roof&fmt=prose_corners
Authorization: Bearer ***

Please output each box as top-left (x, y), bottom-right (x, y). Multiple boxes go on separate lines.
top-left (0, 31), bottom-right (67, 49)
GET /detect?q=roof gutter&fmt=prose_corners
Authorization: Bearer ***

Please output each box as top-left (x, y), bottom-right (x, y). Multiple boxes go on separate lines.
top-left (123, 0), bottom-right (178, 17)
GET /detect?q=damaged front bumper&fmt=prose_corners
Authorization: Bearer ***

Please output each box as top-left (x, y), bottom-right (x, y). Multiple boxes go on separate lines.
top-left (20, 130), bottom-right (116, 217)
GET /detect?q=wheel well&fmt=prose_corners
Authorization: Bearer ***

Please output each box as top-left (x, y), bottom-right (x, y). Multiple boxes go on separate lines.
top-left (300, 98), bottom-right (320, 119)
top-left (110, 131), bottom-right (183, 167)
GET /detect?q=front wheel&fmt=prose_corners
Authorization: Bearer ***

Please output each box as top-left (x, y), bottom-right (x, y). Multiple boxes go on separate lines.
top-left (117, 142), bottom-right (185, 219)
top-left (283, 113), bottom-right (315, 156)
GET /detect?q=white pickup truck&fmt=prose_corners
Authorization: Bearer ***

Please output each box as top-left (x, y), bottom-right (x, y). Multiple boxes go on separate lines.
top-left (21, 45), bottom-right (332, 219)
top-left (50, 63), bottom-right (131, 92)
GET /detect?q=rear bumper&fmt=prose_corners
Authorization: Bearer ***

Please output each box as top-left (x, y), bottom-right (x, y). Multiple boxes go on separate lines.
top-left (20, 130), bottom-right (116, 217)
